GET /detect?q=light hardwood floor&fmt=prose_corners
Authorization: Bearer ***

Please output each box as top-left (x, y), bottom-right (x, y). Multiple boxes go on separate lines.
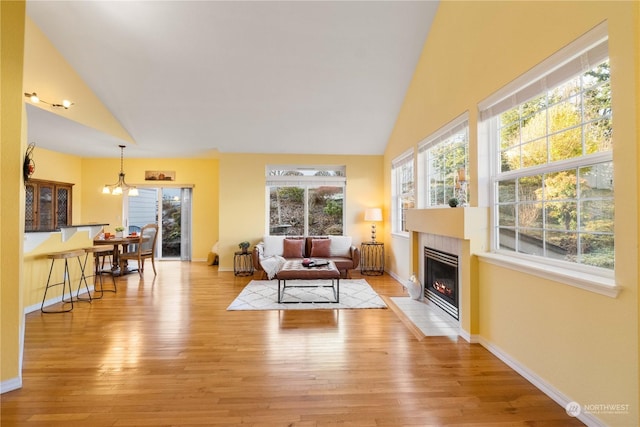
top-left (2, 262), bottom-right (583, 426)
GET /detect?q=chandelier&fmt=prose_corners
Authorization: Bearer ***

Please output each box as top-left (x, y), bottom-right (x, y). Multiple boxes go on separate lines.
top-left (102, 145), bottom-right (138, 196)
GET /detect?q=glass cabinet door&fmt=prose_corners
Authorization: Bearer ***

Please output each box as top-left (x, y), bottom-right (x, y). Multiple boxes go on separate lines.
top-left (25, 183), bottom-right (36, 231)
top-left (23, 180), bottom-right (73, 231)
top-left (56, 186), bottom-right (70, 228)
top-left (38, 183), bottom-right (54, 230)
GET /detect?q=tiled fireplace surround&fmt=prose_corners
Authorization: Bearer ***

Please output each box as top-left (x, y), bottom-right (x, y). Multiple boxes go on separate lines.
top-left (405, 207), bottom-right (488, 342)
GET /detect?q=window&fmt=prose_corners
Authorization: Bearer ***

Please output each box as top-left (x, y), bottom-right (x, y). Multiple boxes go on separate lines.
top-left (480, 26), bottom-right (613, 271)
top-left (266, 165), bottom-right (345, 236)
top-left (25, 179), bottom-right (73, 231)
top-left (418, 115), bottom-right (469, 207)
top-left (391, 151), bottom-right (414, 234)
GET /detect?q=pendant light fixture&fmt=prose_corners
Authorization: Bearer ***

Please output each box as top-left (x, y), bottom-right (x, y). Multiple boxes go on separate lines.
top-left (102, 145), bottom-right (138, 196)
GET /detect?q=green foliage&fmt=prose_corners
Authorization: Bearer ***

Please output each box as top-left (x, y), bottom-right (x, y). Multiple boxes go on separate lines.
top-left (277, 187), bottom-right (304, 203)
top-left (498, 61), bottom-right (613, 267)
top-left (324, 199), bottom-right (343, 217)
top-left (162, 196), bottom-right (182, 256)
top-left (269, 185), bottom-right (344, 236)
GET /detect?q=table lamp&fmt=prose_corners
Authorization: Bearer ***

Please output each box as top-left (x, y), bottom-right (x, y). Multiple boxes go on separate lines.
top-left (364, 208), bottom-right (382, 243)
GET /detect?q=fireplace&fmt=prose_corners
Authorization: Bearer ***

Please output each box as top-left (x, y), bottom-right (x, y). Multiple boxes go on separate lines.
top-left (424, 247), bottom-right (459, 320)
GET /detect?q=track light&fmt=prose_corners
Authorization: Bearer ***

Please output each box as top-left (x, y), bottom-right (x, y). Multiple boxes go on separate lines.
top-left (24, 92), bottom-right (74, 109)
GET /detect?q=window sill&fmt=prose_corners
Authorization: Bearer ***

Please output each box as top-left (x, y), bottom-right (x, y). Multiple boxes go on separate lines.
top-left (391, 232), bottom-right (410, 240)
top-left (477, 252), bottom-right (620, 298)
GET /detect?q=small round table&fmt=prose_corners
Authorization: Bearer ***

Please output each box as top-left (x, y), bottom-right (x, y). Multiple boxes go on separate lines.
top-left (234, 251), bottom-right (254, 276)
top-left (360, 242), bottom-right (385, 276)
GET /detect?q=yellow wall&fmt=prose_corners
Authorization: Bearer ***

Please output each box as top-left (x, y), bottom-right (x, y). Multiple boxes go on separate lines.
top-left (383, 1), bottom-right (639, 425)
top-left (23, 232), bottom-right (94, 309)
top-left (0, 0), bottom-right (26, 389)
top-left (218, 153), bottom-right (383, 270)
top-left (23, 16), bottom-right (134, 144)
top-left (28, 147), bottom-right (84, 223)
top-left (20, 148), bottom-right (88, 309)
top-left (17, 149), bottom-right (219, 307)
top-left (81, 156), bottom-right (219, 260)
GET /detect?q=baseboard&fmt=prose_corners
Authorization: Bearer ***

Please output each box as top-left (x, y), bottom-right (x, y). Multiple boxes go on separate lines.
top-left (0, 376), bottom-right (22, 394)
top-left (387, 270), bottom-right (400, 282)
top-left (25, 286), bottom-right (95, 315)
top-left (477, 336), bottom-right (605, 427)
top-left (458, 329), bottom-right (477, 343)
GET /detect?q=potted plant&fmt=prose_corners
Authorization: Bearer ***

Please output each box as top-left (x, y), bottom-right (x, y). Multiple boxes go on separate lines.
top-left (239, 241), bottom-right (251, 254)
top-left (448, 197), bottom-right (459, 208)
top-left (115, 226), bottom-right (125, 238)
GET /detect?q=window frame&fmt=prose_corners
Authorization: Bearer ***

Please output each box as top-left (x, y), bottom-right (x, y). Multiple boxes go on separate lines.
top-left (417, 113), bottom-right (469, 208)
top-left (477, 21), bottom-right (619, 297)
top-left (265, 165), bottom-right (346, 236)
top-left (391, 149), bottom-right (415, 236)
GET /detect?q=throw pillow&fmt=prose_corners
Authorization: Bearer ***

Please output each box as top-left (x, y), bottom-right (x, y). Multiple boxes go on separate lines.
top-left (329, 236), bottom-right (352, 257)
top-left (263, 235), bottom-right (286, 257)
top-left (310, 239), bottom-right (331, 257)
top-left (283, 239), bottom-right (304, 258)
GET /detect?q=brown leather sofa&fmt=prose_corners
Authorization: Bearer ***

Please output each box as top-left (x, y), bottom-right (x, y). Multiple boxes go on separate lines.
top-left (253, 236), bottom-right (360, 279)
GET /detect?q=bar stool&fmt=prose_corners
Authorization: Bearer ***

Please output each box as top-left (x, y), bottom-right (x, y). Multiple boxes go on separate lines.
top-left (41, 249), bottom-right (86, 313)
top-left (81, 245), bottom-right (117, 299)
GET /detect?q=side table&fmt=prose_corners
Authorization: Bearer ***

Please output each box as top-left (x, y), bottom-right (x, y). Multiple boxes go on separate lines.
top-left (360, 242), bottom-right (384, 276)
top-left (234, 251), bottom-right (254, 276)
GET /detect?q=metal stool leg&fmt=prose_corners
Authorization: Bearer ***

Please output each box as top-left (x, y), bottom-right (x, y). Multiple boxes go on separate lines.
top-left (41, 249), bottom-right (86, 313)
top-left (91, 251), bottom-right (106, 299)
top-left (96, 251), bottom-right (117, 294)
top-left (75, 253), bottom-right (92, 302)
top-left (83, 246), bottom-right (117, 299)
top-left (41, 257), bottom-right (74, 313)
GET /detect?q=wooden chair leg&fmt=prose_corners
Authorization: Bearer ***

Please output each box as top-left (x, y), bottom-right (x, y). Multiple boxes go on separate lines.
top-left (151, 257), bottom-right (156, 275)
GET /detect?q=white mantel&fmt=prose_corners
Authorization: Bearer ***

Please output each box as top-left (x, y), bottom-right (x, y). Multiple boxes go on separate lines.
top-left (406, 207), bottom-right (489, 243)
top-left (405, 207), bottom-right (489, 339)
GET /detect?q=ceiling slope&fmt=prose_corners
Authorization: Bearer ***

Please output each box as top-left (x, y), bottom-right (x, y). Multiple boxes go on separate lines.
top-left (26, 1), bottom-right (439, 158)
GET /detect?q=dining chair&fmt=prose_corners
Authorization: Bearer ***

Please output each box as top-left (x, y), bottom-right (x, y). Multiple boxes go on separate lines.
top-left (119, 223), bottom-right (159, 276)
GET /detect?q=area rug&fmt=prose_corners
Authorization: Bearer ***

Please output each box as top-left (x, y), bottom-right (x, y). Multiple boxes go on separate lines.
top-left (227, 279), bottom-right (387, 311)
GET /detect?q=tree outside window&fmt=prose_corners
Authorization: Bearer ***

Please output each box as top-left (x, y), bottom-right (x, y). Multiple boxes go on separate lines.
top-left (495, 60), bottom-right (613, 269)
top-left (267, 166), bottom-right (345, 236)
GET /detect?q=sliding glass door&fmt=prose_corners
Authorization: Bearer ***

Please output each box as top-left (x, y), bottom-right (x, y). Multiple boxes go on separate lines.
top-left (124, 187), bottom-right (192, 260)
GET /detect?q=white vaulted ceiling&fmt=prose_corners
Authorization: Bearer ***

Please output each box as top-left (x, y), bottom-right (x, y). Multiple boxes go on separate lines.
top-left (26, 1), bottom-right (439, 158)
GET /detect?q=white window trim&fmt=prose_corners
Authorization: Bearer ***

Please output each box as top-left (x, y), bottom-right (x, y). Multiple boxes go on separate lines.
top-left (418, 112), bottom-right (469, 153)
top-left (391, 148), bottom-right (415, 236)
top-left (417, 112), bottom-right (469, 208)
top-left (478, 252), bottom-right (620, 298)
top-left (478, 21), bottom-right (608, 117)
top-left (265, 164), bottom-right (346, 236)
top-left (478, 21), bottom-right (617, 297)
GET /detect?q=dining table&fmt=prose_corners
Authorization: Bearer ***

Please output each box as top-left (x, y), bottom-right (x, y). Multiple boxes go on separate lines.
top-left (93, 235), bottom-right (141, 275)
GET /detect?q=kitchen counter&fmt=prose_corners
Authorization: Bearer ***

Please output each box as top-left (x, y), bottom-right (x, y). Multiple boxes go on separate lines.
top-left (24, 223), bottom-right (108, 253)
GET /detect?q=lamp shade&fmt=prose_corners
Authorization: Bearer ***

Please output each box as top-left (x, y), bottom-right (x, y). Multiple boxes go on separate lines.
top-left (364, 208), bottom-right (382, 222)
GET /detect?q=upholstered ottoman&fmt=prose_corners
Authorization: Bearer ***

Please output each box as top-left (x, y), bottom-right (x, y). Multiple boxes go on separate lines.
top-left (275, 260), bottom-right (341, 303)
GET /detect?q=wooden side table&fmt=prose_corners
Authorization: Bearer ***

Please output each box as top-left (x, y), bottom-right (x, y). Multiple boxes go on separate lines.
top-left (234, 251), bottom-right (254, 276)
top-left (360, 242), bottom-right (384, 276)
